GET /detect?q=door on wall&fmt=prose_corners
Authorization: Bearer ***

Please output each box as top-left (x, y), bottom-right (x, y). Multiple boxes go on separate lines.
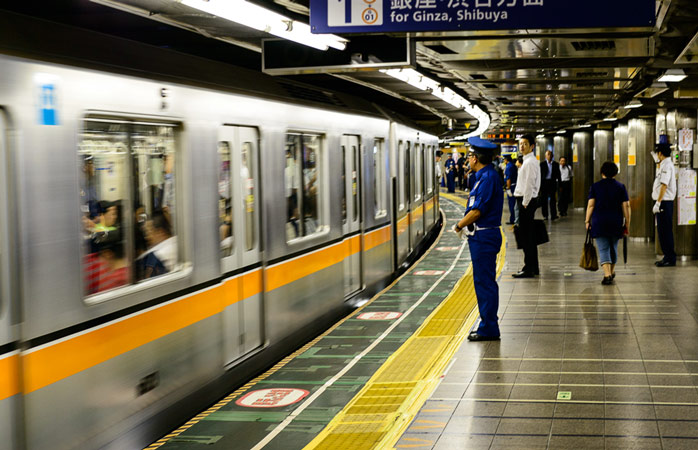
top-left (218, 125), bottom-right (263, 365)
top-left (341, 135), bottom-right (362, 297)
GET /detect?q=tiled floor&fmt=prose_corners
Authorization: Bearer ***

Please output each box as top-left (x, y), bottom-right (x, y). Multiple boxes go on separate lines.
top-left (398, 203), bottom-right (698, 450)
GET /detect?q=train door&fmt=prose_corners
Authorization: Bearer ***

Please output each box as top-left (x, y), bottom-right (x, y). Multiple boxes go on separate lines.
top-left (341, 135), bottom-right (362, 296)
top-left (404, 142), bottom-right (412, 252)
top-left (218, 125), bottom-right (263, 365)
top-left (0, 110), bottom-right (19, 450)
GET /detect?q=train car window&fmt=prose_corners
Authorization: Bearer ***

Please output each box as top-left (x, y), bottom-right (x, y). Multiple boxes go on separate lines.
top-left (80, 119), bottom-right (181, 299)
top-left (285, 133), bottom-right (322, 240)
top-left (426, 145), bottom-right (433, 194)
top-left (218, 141), bottom-right (233, 257)
top-left (373, 139), bottom-right (386, 218)
top-left (404, 142), bottom-right (411, 206)
top-left (414, 145), bottom-right (422, 201)
top-left (341, 145), bottom-right (347, 224)
top-left (397, 141), bottom-right (404, 211)
top-left (242, 142), bottom-right (256, 251)
top-left (352, 145), bottom-right (358, 222)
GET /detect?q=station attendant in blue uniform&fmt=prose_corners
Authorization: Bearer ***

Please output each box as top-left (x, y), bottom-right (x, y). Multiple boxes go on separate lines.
top-left (444, 153), bottom-right (456, 193)
top-left (452, 137), bottom-right (504, 341)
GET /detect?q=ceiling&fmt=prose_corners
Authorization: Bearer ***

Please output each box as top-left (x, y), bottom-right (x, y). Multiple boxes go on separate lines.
top-left (2, 0), bottom-right (698, 140)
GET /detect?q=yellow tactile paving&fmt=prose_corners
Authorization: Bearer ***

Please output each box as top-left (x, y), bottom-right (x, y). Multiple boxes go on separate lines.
top-left (303, 193), bottom-right (506, 450)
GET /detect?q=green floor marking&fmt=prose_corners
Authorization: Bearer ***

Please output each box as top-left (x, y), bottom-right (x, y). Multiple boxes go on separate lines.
top-left (295, 407), bottom-right (344, 422)
top-left (296, 348), bottom-right (360, 358)
top-left (203, 411), bottom-right (288, 422)
top-left (277, 365), bottom-right (333, 373)
top-left (169, 435), bottom-right (223, 444)
top-left (557, 391), bottom-right (572, 400)
top-left (278, 423), bottom-right (328, 434)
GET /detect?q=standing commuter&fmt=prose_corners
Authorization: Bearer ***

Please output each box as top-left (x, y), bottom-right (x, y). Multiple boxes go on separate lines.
top-left (652, 143), bottom-right (677, 267)
top-left (435, 153), bottom-right (443, 188)
top-left (558, 156), bottom-right (573, 216)
top-left (539, 150), bottom-right (561, 220)
top-left (585, 161), bottom-right (631, 285)
top-left (457, 152), bottom-right (467, 190)
top-left (512, 135), bottom-right (541, 278)
top-left (444, 153), bottom-right (456, 193)
top-left (503, 154), bottom-right (517, 224)
top-left (452, 137), bottom-right (503, 341)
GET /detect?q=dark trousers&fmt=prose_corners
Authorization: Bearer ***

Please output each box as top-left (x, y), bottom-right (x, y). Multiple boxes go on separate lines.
top-left (507, 194), bottom-right (516, 224)
top-left (458, 170), bottom-right (466, 190)
top-left (558, 180), bottom-right (572, 215)
top-left (540, 180), bottom-right (558, 219)
top-left (468, 229), bottom-right (502, 337)
top-left (517, 197), bottom-right (539, 274)
top-left (657, 200), bottom-right (676, 264)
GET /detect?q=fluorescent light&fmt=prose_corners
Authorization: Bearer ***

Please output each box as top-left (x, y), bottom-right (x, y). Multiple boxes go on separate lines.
top-left (556, 130), bottom-right (566, 134)
top-left (604, 117), bottom-right (618, 121)
top-left (182, 0), bottom-right (347, 51)
top-left (658, 69), bottom-right (687, 83)
top-left (536, 134), bottom-right (545, 138)
top-left (381, 69), bottom-right (491, 139)
top-left (579, 124), bottom-right (592, 128)
top-left (624, 99), bottom-right (643, 109)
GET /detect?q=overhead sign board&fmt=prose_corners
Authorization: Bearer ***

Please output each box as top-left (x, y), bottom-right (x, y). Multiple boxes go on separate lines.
top-left (310, 0), bottom-right (656, 34)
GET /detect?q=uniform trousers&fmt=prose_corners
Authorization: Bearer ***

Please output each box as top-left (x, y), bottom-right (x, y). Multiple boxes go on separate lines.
top-left (507, 193), bottom-right (516, 224)
top-left (517, 197), bottom-right (539, 274)
top-left (657, 200), bottom-right (676, 264)
top-left (468, 228), bottom-right (502, 337)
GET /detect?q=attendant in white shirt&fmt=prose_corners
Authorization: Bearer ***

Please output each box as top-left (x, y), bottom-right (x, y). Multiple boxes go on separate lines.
top-left (513, 135), bottom-right (542, 278)
top-left (652, 143), bottom-right (677, 266)
top-left (558, 156), bottom-right (573, 216)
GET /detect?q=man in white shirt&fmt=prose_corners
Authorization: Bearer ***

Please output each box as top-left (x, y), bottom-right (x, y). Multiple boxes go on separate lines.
top-left (512, 135), bottom-right (542, 278)
top-left (652, 143), bottom-right (677, 267)
top-left (558, 156), bottom-right (573, 216)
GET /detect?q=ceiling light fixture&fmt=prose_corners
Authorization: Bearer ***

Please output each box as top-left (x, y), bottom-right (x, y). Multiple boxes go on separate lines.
top-left (381, 69), bottom-right (491, 140)
top-left (579, 124), bottom-right (592, 128)
top-left (181, 0), bottom-right (347, 51)
top-left (556, 130), bottom-right (566, 134)
top-left (604, 117), bottom-right (618, 121)
top-left (624, 99), bottom-right (643, 109)
top-left (657, 69), bottom-right (687, 83)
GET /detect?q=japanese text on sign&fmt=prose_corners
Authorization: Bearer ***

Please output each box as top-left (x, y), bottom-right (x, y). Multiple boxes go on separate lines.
top-left (312, 0), bottom-right (655, 34)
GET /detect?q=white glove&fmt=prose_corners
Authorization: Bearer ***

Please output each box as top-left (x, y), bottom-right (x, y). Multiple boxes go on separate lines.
top-left (452, 224), bottom-right (466, 240)
top-left (652, 201), bottom-right (661, 214)
top-left (464, 225), bottom-right (476, 237)
top-left (506, 189), bottom-right (513, 198)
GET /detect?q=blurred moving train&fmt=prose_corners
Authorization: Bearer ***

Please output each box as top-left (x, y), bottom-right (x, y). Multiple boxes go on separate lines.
top-left (0, 41), bottom-right (440, 449)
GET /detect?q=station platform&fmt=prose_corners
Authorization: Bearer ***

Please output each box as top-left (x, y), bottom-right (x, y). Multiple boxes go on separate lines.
top-left (148, 191), bottom-right (698, 450)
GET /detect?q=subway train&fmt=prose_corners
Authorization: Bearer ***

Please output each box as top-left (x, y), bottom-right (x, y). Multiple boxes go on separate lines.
top-left (0, 48), bottom-right (440, 450)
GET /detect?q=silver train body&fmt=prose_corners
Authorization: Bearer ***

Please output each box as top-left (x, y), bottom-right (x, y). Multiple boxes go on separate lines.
top-left (0, 51), bottom-right (439, 449)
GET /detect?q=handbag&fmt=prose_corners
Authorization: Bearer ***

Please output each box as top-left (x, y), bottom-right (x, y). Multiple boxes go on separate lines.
top-left (513, 220), bottom-right (549, 249)
top-left (579, 230), bottom-right (599, 271)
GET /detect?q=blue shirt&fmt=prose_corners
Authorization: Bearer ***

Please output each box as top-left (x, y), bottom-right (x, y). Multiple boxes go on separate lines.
top-left (504, 161), bottom-right (517, 189)
top-left (588, 178), bottom-right (629, 238)
top-left (466, 165), bottom-right (503, 228)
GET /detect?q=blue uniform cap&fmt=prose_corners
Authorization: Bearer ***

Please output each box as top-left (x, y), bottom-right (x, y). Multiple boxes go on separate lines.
top-left (468, 136), bottom-right (498, 152)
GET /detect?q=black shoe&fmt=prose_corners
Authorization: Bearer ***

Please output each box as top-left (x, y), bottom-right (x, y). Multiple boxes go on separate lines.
top-left (656, 260), bottom-right (676, 267)
top-left (512, 271), bottom-right (535, 278)
top-left (468, 332), bottom-right (500, 342)
top-left (601, 276), bottom-right (613, 285)
top-left (611, 273), bottom-right (616, 279)
top-left (552, 216), bottom-right (559, 221)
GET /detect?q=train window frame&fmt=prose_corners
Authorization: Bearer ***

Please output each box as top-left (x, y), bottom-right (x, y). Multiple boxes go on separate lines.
top-left (285, 131), bottom-right (327, 243)
top-left (373, 138), bottom-right (387, 219)
top-left (79, 114), bottom-right (191, 306)
top-left (414, 144), bottom-right (422, 202)
top-left (398, 141), bottom-right (405, 212)
top-left (426, 145), bottom-right (434, 195)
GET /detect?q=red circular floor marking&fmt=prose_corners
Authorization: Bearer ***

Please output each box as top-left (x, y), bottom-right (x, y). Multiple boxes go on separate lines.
top-left (357, 311), bottom-right (403, 320)
top-left (235, 388), bottom-right (310, 408)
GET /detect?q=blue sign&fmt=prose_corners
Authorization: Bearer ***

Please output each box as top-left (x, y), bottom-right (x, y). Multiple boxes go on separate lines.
top-left (39, 83), bottom-right (59, 126)
top-left (311, 0), bottom-right (655, 34)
